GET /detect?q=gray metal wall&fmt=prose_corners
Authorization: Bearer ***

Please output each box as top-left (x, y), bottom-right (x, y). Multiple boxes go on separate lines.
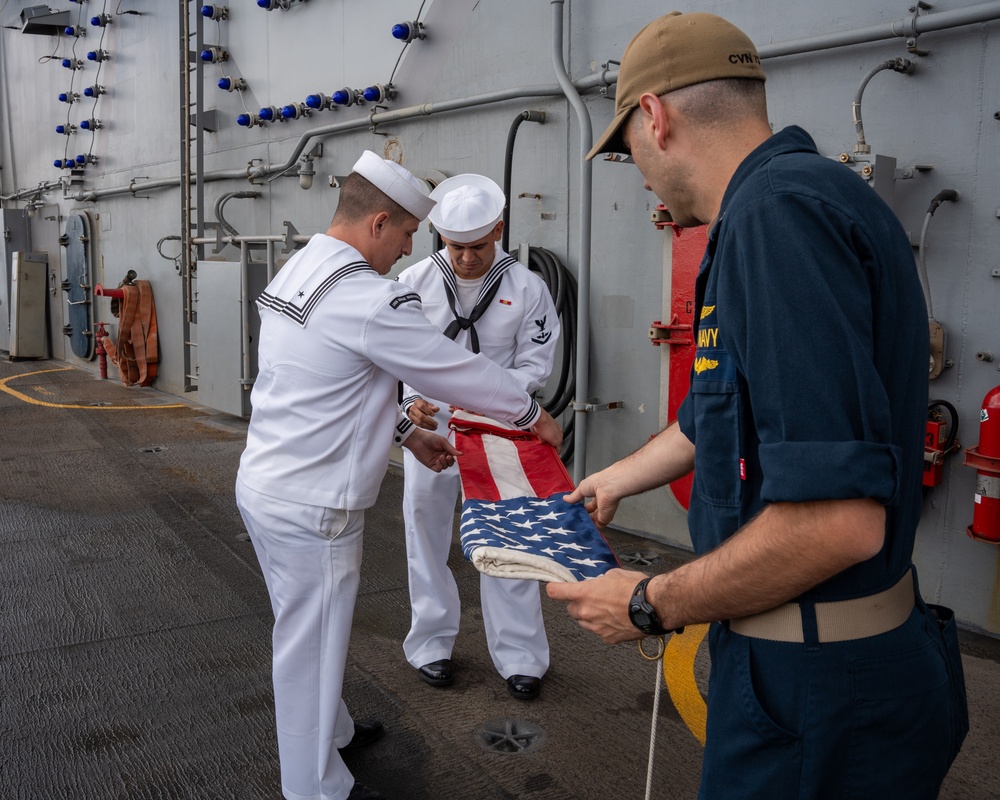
top-left (1, 0), bottom-right (998, 635)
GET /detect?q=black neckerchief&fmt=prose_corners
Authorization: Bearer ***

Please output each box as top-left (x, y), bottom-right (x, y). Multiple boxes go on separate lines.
top-left (431, 249), bottom-right (516, 353)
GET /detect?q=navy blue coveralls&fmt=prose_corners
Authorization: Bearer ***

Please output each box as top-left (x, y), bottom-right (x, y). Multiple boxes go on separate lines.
top-left (676, 127), bottom-right (967, 799)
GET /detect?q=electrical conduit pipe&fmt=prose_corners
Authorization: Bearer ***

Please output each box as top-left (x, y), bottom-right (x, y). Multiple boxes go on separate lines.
top-left (551, 0), bottom-right (593, 484)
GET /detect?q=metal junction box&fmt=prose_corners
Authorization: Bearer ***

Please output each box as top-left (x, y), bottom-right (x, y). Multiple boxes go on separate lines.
top-left (0, 211), bottom-right (30, 353)
top-left (9, 252), bottom-right (48, 359)
top-left (196, 259), bottom-right (268, 418)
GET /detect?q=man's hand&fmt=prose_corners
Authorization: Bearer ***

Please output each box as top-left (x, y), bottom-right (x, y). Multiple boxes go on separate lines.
top-left (531, 408), bottom-right (563, 450)
top-left (406, 398), bottom-right (441, 431)
top-left (563, 468), bottom-right (622, 531)
top-left (402, 428), bottom-right (461, 472)
top-left (546, 568), bottom-right (651, 644)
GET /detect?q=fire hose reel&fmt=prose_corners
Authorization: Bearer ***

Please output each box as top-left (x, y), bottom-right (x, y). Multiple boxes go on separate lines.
top-left (963, 386), bottom-right (1000, 543)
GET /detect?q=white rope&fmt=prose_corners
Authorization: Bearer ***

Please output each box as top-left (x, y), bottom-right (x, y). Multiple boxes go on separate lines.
top-left (640, 636), bottom-right (667, 800)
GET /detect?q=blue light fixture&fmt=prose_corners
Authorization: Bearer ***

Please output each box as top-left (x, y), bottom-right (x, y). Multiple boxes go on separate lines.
top-left (305, 93), bottom-right (332, 111)
top-left (237, 113), bottom-right (260, 128)
top-left (54, 159), bottom-right (66, 168)
top-left (79, 118), bottom-right (101, 130)
top-left (61, 58), bottom-right (83, 70)
top-left (218, 76), bottom-right (247, 92)
top-left (83, 84), bottom-right (106, 98)
top-left (201, 5), bottom-right (228, 20)
top-left (391, 21), bottom-right (424, 44)
top-left (258, 106), bottom-right (281, 122)
top-left (362, 83), bottom-right (394, 104)
top-left (87, 49), bottom-right (110, 62)
top-left (56, 124), bottom-right (76, 135)
top-left (257, 0), bottom-right (308, 10)
top-left (90, 14), bottom-right (112, 27)
top-left (200, 46), bottom-right (228, 63)
top-left (58, 92), bottom-right (79, 104)
top-left (332, 88), bottom-right (358, 107)
top-left (64, 25), bottom-right (85, 37)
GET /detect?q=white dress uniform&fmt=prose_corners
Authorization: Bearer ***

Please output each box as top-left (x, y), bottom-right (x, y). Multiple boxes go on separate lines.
top-left (397, 243), bottom-right (560, 680)
top-left (236, 230), bottom-right (541, 800)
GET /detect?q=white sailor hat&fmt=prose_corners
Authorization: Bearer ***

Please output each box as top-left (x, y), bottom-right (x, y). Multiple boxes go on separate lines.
top-left (351, 150), bottom-right (436, 220)
top-left (428, 174), bottom-right (506, 243)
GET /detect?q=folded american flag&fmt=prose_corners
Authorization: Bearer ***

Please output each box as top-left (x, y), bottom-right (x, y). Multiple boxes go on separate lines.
top-left (450, 410), bottom-right (618, 583)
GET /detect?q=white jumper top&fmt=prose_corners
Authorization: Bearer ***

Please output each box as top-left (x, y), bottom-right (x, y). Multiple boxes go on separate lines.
top-left (238, 234), bottom-right (540, 510)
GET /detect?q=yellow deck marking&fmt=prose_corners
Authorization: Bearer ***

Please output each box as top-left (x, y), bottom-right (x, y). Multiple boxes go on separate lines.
top-left (0, 367), bottom-right (185, 410)
top-left (663, 623), bottom-right (709, 745)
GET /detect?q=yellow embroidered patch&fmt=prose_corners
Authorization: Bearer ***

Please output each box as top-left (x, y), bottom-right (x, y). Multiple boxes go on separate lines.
top-left (694, 357), bottom-right (719, 374)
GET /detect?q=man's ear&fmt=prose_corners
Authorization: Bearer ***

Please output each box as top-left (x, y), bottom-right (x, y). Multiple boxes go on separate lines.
top-left (371, 211), bottom-right (390, 237)
top-left (638, 92), bottom-right (670, 151)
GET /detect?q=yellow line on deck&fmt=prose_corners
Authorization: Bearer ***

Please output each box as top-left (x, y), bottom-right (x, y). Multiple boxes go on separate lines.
top-left (0, 367), bottom-right (185, 410)
top-left (663, 623), bottom-right (709, 745)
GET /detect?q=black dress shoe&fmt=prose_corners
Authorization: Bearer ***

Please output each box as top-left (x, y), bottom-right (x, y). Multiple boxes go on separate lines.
top-left (417, 658), bottom-right (454, 687)
top-left (339, 719), bottom-right (384, 751)
top-left (506, 674), bottom-right (541, 700)
top-left (347, 782), bottom-right (386, 800)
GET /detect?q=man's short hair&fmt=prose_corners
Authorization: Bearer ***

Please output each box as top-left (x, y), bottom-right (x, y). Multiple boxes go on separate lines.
top-left (667, 77), bottom-right (767, 126)
top-left (333, 173), bottom-right (415, 225)
top-left (628, 77), bottom-right (767, 135)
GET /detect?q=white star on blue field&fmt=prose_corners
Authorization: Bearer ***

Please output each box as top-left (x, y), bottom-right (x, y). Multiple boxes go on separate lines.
top-left (460, 494), bottom-right (618, 581)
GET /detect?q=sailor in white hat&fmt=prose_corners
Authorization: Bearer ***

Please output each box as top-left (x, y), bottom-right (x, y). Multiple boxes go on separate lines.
top-left (236, 154), bottom-right (563, 800)
top-left (396, 174), bottom-right (560, 700)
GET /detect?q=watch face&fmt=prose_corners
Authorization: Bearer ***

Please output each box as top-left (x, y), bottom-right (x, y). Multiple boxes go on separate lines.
top-left (632, 611), bottom-right (652, 631)
top-left (629, 601), bottom-right (653, 632)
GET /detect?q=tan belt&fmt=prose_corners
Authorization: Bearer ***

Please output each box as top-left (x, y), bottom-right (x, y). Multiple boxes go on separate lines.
top-left (728, 570), bottom-right (914, 643)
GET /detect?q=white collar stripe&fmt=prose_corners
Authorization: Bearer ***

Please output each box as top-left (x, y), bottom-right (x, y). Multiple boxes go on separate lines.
top-left (257, 261), bottom-right (373, 326)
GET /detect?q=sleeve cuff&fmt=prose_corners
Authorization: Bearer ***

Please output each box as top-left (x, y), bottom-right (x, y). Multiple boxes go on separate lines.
top-left (514, 399), bottom-right (541, 430)
top-left (393, 415), bottom-right (416, 446)
top-left (759, 441), bottom-right (901, 505)
top-left (400, 394), bottom-right (421, 414)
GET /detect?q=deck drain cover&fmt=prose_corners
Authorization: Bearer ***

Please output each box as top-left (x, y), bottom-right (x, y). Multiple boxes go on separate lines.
top-left (473, 718), bottom-right (547, 755)
top-left (140, 445), bottom-right (166, 453)
top-left (619, 550), bottom-right (661, 567)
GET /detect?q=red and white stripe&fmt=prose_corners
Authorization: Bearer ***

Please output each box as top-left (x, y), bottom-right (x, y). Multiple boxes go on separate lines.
top-left (449, 410), bottom-right (572, 501)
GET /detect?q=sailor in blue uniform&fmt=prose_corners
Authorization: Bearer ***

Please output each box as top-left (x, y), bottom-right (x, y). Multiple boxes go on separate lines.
top-left (547, 12), bottom-right (967, 799)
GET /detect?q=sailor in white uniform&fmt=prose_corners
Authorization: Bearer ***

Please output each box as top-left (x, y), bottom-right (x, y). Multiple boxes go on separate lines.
top-left (235, 153), bottom-right (562, 800)
top-left (396, 174), bottom-right (560, 700)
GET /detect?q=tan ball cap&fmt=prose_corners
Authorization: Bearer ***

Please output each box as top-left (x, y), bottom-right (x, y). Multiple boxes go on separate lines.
top-left (587, 12), bottom-right (765, 160)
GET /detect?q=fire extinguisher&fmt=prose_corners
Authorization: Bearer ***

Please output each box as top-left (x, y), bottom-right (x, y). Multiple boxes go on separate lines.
top-left (963, 385), bottom-right (1000, 543)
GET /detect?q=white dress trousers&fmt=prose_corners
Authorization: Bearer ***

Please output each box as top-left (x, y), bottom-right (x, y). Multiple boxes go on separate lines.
top-left (236, 476), bottom-right (363, 800)
top-left (396, 246), bottom-right (557, 680)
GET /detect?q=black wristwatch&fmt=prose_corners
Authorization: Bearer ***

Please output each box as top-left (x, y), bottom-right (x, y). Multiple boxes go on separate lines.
top-left (628, 578), bottom-right (681, 635)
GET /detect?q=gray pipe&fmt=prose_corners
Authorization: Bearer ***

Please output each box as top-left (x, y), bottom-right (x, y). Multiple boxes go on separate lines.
top-left (239, 241), bottom-right (251, 387)
top-left (759, 1), bottom-right (1000, 59)
top-left (553, 1), bottom-right (1000, 87)
top-left (248, 84), bottom-right (580, 181)
top-left (61, 84), bottom-right (585, 202)
top-left (551, 0), bottom-right (593, 484)
top-left (1, 181), bottom-right (63, 204)
top-left (215, 190), bottom-right (263, 239)
top-left (26, 0), bottom-right (1000, 206)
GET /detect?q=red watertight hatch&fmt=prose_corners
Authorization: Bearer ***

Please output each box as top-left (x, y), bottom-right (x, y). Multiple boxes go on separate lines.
top-left (652, 209), bottom-right (707, 511)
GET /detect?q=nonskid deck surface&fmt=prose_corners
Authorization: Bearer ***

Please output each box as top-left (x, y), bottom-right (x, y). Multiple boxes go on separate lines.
top-left (1, 360), bottom-right (997, 799)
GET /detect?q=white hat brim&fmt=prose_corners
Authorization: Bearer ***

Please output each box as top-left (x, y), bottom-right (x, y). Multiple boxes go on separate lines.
top-left (351, 151), bottom-right (436, 220)
top-left (428, 174), bottom-right (506, 243)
